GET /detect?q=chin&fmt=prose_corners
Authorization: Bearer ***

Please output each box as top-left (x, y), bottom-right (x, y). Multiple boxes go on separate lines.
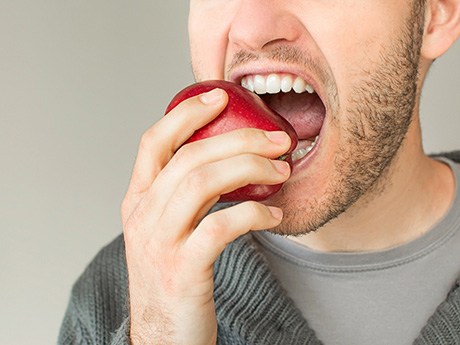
top-left (262, 172), bottom-right (334, 236)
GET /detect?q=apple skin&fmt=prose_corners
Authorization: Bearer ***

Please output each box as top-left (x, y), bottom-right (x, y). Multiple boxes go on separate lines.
top-left (165, 80), bottom-right (298, 202)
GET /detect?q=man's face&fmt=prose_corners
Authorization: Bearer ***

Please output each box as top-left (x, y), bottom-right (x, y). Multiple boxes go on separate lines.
top-left (188, 0), bottom-right (426, 235)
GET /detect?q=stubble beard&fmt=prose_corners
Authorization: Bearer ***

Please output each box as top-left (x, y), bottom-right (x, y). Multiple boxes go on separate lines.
top-left (271, 2), bottom-right (426, 236)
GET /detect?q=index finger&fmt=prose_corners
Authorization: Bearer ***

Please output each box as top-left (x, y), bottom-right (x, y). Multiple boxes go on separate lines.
top-left (127, 88), bottom-right (228, 196)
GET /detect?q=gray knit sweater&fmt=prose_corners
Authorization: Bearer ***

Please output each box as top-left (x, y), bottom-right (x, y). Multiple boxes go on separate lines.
top-left (59, 153), bottom-right (460, 345)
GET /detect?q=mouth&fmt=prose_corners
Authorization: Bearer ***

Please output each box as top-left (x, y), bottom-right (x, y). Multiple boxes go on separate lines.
top-left (239, 73), bottom-right (326, 164)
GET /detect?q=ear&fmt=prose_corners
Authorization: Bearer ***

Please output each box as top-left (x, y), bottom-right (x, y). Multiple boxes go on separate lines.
top-left (421, 0), bottom-right (460, 60)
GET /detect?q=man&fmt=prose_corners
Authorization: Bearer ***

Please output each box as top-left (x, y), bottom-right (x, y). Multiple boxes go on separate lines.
top-left (59, 0), bottom-right (460, 344)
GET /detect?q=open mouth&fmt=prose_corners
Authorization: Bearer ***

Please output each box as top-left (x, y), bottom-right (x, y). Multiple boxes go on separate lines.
top-left (240, 73), bottom-right (326, 163)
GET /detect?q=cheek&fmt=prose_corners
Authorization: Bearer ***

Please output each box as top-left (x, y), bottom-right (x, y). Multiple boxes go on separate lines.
top-left (306, 2), bottom-right (404, 88)
top-left (188, 6), bottom-right (234, 81)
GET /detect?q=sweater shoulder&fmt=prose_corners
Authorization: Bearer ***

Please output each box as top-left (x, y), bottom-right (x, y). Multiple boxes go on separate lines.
top-left (72, 234), bottom-right (128, 299)
top-left (62, 234), bottom-right (129, 343)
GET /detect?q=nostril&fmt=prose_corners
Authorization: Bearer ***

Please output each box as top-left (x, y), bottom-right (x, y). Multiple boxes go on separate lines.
top-left (228, 4), bottom-right (303, 51)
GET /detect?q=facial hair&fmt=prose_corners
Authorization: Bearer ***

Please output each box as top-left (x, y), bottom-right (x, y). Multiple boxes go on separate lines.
top-left (271, 1), bottom-right (426, 236)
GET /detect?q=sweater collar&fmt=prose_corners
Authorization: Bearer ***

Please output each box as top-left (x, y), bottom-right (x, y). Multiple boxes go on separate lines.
top-left (213, 234), bottom-right (321, 344)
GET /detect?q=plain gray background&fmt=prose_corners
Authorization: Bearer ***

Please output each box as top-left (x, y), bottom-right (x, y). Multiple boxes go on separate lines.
top-left (1, 1), bottom-right (459, 344)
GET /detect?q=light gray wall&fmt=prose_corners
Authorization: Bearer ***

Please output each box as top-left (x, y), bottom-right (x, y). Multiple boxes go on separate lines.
top-left (1, 2), bottom-right (191, 344)
top-left (1, 2), bottom-right (459, 344)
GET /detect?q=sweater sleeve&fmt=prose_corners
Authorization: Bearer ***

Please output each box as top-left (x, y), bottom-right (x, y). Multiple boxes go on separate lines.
top-left (58, 235), bottom-right (130, 345)
top-left (58, 297), bottom-right (95, 345)
top-left (413, 279), bottom-right (460, 345)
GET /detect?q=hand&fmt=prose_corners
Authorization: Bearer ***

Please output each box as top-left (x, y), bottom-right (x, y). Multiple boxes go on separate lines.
top-left (121, 88), bottom-right (291, 345)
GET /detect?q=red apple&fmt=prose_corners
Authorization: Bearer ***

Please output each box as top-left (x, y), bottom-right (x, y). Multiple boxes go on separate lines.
top-left (165, 80), bottom-right (298, 202)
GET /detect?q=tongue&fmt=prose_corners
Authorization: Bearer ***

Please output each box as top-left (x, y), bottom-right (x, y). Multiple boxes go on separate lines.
top-left (262, 92), bottom-right (325, 139)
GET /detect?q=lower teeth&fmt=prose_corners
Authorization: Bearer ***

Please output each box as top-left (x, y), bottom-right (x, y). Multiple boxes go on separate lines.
top-left (291, 136), bottom-right (318, 162)
top-left (291, 147), bottom-right (311, 161)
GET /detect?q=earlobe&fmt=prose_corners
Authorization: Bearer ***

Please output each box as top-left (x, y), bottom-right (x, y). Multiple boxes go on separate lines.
top-left (421, 0), bottom-right (460, 59)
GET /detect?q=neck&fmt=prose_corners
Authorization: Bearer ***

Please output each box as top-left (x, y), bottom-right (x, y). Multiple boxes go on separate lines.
top-left (289, 120), bottom-right (456, 253)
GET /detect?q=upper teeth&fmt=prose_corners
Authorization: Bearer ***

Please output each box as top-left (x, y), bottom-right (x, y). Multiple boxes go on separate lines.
top-left (241, 74), bottom-right (315, 95)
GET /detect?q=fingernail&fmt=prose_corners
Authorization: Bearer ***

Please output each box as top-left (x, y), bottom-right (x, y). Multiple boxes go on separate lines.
top-left (268, 206), bottom-right (283, 220)
top-left (272, 160), bottom-right (291, 176)
top-left (199, 88), bottom-right (224, 105)
top-left (265, 131), bottom-right (290, 146)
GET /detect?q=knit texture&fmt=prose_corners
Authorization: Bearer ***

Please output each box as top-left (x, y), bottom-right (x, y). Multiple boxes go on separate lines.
top-left (58, 233), bottom-right (460, 345)
top-left (415, 279), bottom-right (460, 344)
top-left (59, 237), bottom-right (129, 344)
top-left (59, 152), bottom-right (460, 344)
top-left (214, 236), bottom-right (321, 344)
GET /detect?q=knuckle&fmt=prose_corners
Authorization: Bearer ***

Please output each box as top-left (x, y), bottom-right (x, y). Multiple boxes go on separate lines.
top-left (169, 143), bottom-right (192, 167)
top-left (234, 128), bottom-right (263, 146)
top-left (139, 127), bottom-right (158, 152)
top-left (202, 213), bottom-right (228, 234)
top-left (139, 131), bottom-right (150, 150)
top-left (170, 97), bottom-right (201, 120)
top-left (234, 127), bottom-right (254, 142)
top-left (184, 166), bottom-right (210, 192)
top-left (123, 204), bottom-right (146, 238)
top-left (240, 153), bottom-right (261, 168)
top-left (244, 200), bottom-right (263, 218)
top-left (199, 214), bottom-right (228, 247)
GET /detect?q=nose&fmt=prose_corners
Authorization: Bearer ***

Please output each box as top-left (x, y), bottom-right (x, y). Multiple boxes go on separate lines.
top-left (228, 1), bottom-right (303, 51)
